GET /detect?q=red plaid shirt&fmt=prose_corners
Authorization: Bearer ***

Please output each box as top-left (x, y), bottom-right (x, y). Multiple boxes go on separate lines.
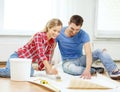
top-left (17, 32), bottom-right (55, 70)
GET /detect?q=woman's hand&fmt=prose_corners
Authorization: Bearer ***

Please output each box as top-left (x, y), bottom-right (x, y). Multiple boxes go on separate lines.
top-left (43, 60), bottom-right (58, 75)
top-left (46, 68), bottom-right (58, 75)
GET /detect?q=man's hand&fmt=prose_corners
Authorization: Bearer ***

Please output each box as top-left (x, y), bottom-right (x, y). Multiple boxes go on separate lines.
top-left (80, 69), bottom-right (91, 79)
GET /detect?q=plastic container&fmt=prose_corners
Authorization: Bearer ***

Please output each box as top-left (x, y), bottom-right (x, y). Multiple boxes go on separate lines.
top-left (10, 58), bottom-right (32, 81)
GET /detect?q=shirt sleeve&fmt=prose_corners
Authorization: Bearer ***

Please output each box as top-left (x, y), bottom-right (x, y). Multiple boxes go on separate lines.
top-left (33, 33), bottom-right (48, 61)
top-left (81, 30), bottom-right (90, 44)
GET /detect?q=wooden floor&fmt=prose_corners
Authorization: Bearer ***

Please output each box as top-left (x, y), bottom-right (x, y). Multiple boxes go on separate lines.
top-left (0, 63), bottom-right (53, 92)
top-left (0, 62), bottom-right (120, 92)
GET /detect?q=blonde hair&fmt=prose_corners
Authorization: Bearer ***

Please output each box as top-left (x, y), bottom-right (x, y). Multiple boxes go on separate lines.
top-left (28, 18), bottom-right (62, 43)
top-left (43, 18), bottom-right (62, 32)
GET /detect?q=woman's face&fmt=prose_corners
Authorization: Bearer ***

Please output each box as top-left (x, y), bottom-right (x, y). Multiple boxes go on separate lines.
top-left (48, 26), bottom-right (62, 39)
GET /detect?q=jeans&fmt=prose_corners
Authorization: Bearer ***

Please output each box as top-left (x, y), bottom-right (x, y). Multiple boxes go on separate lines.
top-left (0, 52), bottom-right (34, 77)
top-left (62, 49), bottom-right (118, 76)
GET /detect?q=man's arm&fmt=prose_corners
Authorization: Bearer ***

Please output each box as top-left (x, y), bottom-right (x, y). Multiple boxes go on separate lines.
top-left (80, 42), bottom-right (92, 79)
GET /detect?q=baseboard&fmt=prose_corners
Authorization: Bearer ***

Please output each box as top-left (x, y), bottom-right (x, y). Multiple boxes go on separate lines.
top-left (0, 62), bottom-right (6, 65)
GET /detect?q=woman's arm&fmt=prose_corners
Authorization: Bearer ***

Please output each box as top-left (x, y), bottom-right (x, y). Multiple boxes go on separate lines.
top-left (49, 42), bottom-right (57, 64)
top-left (44, 42), bottom-right (58, 74)
top-left (33, 33), bottom-right (58, 74)
top-left (43, 60), bottom-right (58, 74)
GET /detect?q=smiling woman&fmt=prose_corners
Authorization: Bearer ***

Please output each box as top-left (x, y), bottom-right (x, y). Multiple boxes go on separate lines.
top-left (0, 0), bottom-right (59, 35)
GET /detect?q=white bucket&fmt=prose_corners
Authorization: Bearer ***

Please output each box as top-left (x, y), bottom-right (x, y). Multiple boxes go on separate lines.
top-left (10, 58), bottom-right (32, 81)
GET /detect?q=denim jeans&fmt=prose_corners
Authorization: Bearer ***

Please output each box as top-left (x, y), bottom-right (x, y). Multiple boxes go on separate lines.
top-left (0, 52), bottom-right (34, 77)
top-left (62, 49), bottom-right (118, 76)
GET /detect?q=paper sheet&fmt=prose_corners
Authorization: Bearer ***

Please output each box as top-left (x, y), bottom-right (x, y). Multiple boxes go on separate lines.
top-left (68, 74), bottom-right (120, 89)
top-left (29, 69), bottom-right (120, 92)
top-left (28, 77), bottom-right (60, 92)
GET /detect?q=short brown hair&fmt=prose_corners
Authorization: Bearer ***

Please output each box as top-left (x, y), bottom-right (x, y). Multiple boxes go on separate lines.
top-left (70, 15), bottom-right (83, 26)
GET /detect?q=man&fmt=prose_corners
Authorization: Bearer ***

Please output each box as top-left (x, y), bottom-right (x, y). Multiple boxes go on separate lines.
top-left (56, 15), bottom-right (120, 80)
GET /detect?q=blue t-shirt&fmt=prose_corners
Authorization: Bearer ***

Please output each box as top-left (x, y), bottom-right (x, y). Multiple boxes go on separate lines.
top-left (56, 27), bottom-right (90, 60)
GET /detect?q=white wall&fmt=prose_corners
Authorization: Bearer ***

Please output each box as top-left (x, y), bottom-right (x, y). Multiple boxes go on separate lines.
top-left (0, 36), bottom-right (30, 61)
top-left (0, 0), bottom-right (120, 62)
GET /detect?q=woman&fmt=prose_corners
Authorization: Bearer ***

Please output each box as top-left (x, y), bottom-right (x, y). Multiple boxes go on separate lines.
top-left (0, 18), bottom-right (62, 77)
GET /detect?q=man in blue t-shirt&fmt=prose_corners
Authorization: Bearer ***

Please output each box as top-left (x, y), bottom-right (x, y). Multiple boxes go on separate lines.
top-left (56, 15), bottom-right (120, 80)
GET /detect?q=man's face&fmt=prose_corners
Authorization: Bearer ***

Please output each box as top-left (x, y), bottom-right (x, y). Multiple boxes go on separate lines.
top-left (68, 23), bottom-right (81, 37)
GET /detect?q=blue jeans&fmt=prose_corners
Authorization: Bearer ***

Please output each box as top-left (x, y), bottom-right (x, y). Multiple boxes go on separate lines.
top-left (62, 49), bottom-right (118, 76)
top-left (0, 52), bottom-right (34, 77)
